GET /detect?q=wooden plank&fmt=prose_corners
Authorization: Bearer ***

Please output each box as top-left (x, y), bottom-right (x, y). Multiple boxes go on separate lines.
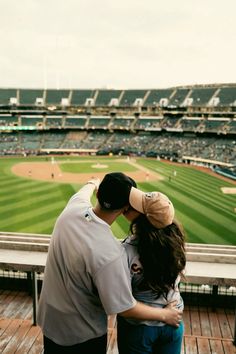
top-left (222, 339), bottom-right (236, 354)
top-left (184, 336), bottom-right (197, 354)
top-left (27, 329), bottom-right (43, 354)
top-left (2, 292), bottom-right (30, 318)
top-left (15, 324), bottom-right (41, 354)
top-left (209, 339), bottom-right (224, 354)
top-left (225, 308), bottom-right (235, 338)
top-left (183, 304), bottom-right (191, 335)
top-left (197, 337), bottom-right (211, 354)
top-left (190, 306), bottom-right (201, 336)
top-left (14, 296), bottom-right (33, 320)
top-left (199, 306), bottom-right (211, 337)
top-left (2, 319), bottom-right (31, 353)
top-left (0, 291), bottom-right (18, 316)
top-left (216, 308), bottom-right (233, 339)
top-left (208, 311), bottom-right (222, 338)
top-left (0, 318), bottom-right (23, 352)
top-left (0, 318), bottom-right (12, 337)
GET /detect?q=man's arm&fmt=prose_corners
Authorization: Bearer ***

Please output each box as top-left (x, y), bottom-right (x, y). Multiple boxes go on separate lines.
top-left (119, 301), bottom-right (182, 327)
top-left (68, 178), bottom-right (100, 205)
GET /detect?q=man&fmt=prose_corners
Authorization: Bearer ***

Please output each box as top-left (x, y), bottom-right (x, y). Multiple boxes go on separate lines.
top-left (37, 172), bottom-right (181, 353)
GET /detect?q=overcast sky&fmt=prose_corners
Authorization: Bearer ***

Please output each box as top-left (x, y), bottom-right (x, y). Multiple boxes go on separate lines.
top-left (0, 0), bottom-right (235, 89)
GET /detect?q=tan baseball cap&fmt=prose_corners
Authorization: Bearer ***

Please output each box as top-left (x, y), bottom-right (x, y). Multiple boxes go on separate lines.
top-left (129, 187), bottom-right (174, 228)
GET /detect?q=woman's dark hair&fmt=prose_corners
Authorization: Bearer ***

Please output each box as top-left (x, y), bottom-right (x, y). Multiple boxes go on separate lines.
top-left (130, 215), bottom-right (186, 298)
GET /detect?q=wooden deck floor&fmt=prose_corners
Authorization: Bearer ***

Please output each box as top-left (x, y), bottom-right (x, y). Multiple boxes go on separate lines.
top-left (0, 290), bottom-right (235, 353)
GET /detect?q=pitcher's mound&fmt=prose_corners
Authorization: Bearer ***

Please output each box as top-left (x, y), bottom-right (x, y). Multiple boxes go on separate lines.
top-left (91, 163), bottom-right (108, 169)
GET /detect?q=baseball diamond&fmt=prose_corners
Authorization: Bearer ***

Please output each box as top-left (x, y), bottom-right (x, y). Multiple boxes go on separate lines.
top-left (0, 155), bottom-right (235, 244)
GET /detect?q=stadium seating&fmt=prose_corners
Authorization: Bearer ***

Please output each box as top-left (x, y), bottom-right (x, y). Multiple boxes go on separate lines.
top-left (0, 115), bottom-right (18, 126)
top-left (134, 117), bottom-right (162, 130)
top-left (119, 90), bottom-right (147, 106)
top-left (110, 117), bottom-right (134, 130)
top-left (64, 116), bottom-right (87, 128)
top-left (45, 89), bottom-right (70, 106)
top-left (0, 84), bottom-right (235, 165)
top-left (95, 90), bottom-right (122, 106)
top-left (217, 86), bottom-right (236, 106)
top-left (188, 87), bottom-right (216, 106)
top-left (70, 90), bottom-right (96, 106)
top-left (45, 117), bottom-right (63, 128)
top-left (21, 116), bottom-right (44, 127)
top-left (87, 116), bottom-right (111, 129)
top-left (19, 89), bottom-right (44, 105)
top-left (0, 89), bottom-right (17, 105)
top-left (144, 89), bottom-right (174, 106)
top-left (168, 88), bottom-right (190, 107)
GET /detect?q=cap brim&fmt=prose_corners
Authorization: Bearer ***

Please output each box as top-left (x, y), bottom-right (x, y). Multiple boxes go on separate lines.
top-left (129, 187), bottom-right (145, 213)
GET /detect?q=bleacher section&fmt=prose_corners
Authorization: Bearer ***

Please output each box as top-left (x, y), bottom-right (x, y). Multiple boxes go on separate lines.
top-left (180, 118), bottom-right (202, 132)
top-left (217, 86), bottom-right (236, 106)
top-left (0, 85), bottom-right (235, 165)
top-left (110, 117), bottom-right (134, 130)
top-left (119, 90), bottom-right (147, 106)
top-left (45, 117), bottom-right (63, 128)
top-left (189, 87), bottom-right (216, 106)
top-left (168, 88), bottom-right (190, 107)
top-left (64, 116), bottom-right (87, 128)
top-left (0, 114), bottom-right (18, 126)
top-left (95, 90), bottom-right (122, 106)
top-left (19, 89), bottom-right (44, 105)
top-left (88, 116), bottom-right (110, 129)
top-left (70, 90), bottom-right (95, 106)
top-left (134, 117), bottom-right (162, 130)
top-left (144, 89), bottom-right (174, 106)
top-left (45, 89), bottom-right (70, 106)
top-left (21, 116), bottom-right (44, 127)
top-left (0, 89), bottom-right (17, 105)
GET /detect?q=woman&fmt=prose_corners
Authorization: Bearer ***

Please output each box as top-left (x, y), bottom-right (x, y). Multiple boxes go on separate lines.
top-left (118, 189), bottom-right (186, 354)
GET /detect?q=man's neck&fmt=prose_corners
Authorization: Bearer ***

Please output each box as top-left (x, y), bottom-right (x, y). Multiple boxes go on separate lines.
top-left (92, 204), bottom-right (122, 226)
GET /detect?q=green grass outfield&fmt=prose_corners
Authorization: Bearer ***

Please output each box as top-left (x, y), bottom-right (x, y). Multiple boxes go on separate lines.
top-left (0, 155), bottom-right (235, 245)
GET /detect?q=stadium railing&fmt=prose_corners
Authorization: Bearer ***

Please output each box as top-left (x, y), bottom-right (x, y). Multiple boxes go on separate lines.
top-left (0, 231), bottom-right (235, 345)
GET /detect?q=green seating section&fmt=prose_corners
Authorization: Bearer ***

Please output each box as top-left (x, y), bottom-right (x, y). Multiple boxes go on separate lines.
top-left (95, 90), bottom-right (121, 106)
top-left (189, 88), bottom-right (216, 106)
top-left (218, 87), bottom-right (236, 106)
top-left (65, 117), bottom-right (87, 127)
top-left (168, 88), bottom-right (190, 106)
top-left (119, 90), bottom-right (147, 106)
top-left (71, 90), bottom-right (95, 105)
top-left (111, 118), bottom-right (134, 129)
top-left (19, 90), bottom-right (44, 105)
top-left (21, 117), bottom-right (43, 126)
top-left (144, 89), bottom-right (174, 106)
top-left (0, 89), bottom-right (17, 105)
top-left (45, 117), bottom-right (63, 127)
top-left (134, 118), bottom-right (161, 129)
top-left (45, 90), bottom-right (70, 105)
top-left (88, 117), bottom-right (110, 128)
top-left (0, 115), bottom-right (18, 125)
top-left (180, 119), bottom-right (202, 131)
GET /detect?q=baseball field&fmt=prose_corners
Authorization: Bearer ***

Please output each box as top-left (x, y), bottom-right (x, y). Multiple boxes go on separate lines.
top-left (0, 155), bottom-right (235, 245)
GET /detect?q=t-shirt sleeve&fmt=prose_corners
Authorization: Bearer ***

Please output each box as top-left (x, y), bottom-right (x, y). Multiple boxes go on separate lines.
top-left (94, 249), bottom-right (137, 315)
top-left (66, 184), bottom-right (95, 208)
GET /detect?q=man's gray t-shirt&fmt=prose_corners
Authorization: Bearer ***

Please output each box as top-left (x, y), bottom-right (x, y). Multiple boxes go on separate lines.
top-left (37, 184), bottom-right (136, 345)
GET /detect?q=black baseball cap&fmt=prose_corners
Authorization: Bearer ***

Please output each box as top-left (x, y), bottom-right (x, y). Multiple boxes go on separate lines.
top-left (97, 172), bottom-right (137, 210)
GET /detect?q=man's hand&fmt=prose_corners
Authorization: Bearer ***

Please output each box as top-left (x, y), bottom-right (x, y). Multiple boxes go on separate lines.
top-left (162, 301), bottom-right (183, 327)
top-left (87, 178), bottom-right (100, 191)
